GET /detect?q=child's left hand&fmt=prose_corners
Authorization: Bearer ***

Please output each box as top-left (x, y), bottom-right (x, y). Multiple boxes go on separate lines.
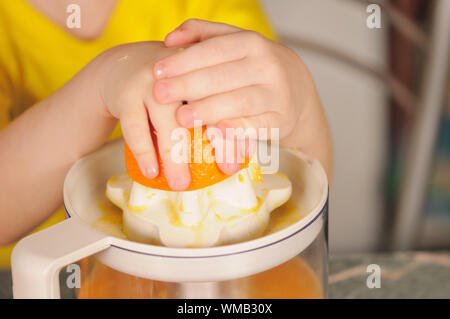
top-left (152, 19), bottom-right (317, 175)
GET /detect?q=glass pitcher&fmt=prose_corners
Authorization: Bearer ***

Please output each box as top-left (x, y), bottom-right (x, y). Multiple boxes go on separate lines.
top-left (11, 139), bottom-right (328, 299)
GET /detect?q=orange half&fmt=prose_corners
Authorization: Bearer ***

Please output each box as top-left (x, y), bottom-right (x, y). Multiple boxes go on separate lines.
top-left (125, 126), bottom-right (249, 191)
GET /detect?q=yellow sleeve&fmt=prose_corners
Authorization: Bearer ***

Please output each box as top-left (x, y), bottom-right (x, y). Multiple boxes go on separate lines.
top-left (185, 0), bottom-right (277, 41)
top-left (0, 75), bottom-right (12, 131)
top-left (0, 7), bottom-right (15, 131)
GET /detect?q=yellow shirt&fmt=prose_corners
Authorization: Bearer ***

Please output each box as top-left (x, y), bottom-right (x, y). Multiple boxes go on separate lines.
top-left (0, 0), bottom-right (275, 267)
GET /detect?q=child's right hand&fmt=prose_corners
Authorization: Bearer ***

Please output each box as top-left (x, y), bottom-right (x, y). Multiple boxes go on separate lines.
top-left (99, 42), bottom-right (191, 191)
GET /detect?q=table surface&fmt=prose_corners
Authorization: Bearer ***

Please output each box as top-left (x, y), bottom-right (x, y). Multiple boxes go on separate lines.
top-left (1, 251), bottom-right (449, 299)
top-left (328, 251), bottom-right (450, 298)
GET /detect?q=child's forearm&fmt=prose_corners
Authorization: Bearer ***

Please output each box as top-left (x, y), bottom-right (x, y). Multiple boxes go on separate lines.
top-left (280, 86), bottom-right (333, 182)
top-left (0, 52), bottom-right (117, 245)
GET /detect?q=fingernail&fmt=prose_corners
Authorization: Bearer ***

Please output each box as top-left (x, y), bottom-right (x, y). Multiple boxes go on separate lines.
top-left (166, 29), bottom-right (178, 38)
top-left (219, 162), bottom-right (241, 175)
top-left (170, 26), bottom-right (182, 36)
top-left (143, 165), bottom-right (158, 179)
top-left (178, 106), bottom-right (194, 127)
top-left (154, 62), bottom-right (166, 79)
top-left (165, 28), bottom-right (182, 44)
top-left (155, 81), bottom-right (169, 102)
top-left (169, 176), bottom-right (190, 191)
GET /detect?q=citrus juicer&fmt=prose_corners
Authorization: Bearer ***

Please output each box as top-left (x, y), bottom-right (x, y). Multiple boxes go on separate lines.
top-left (116, 125), bottom-right (293, 248)
top-left (11, 139), bottom-right (328, 299)
top-left (107, 159), bottom-right (292, 248)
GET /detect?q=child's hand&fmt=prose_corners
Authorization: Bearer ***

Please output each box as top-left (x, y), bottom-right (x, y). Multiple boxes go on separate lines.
top-left (101, 42), bottom-right (191, 191)
top-left (153, 19), bottom-right (319, 175)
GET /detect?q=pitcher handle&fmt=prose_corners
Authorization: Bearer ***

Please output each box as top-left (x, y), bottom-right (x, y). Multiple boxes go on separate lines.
top-left (11, 217), bottom-right (111, 299)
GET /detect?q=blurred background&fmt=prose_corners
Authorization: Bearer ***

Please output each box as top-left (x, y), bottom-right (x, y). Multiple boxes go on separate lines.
top-left (0, 0), bottom-right (448, 299)
top-left (260, 0), bottom-right (449, 254)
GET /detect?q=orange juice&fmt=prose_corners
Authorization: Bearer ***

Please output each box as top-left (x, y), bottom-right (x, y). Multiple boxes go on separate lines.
top-left (77, 257), bottom-right (322, 299)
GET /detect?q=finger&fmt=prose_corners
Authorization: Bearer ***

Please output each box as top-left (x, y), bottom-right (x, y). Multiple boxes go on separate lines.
top-left (216, 137), bottom-right (242, 175)
top-left (219, 124), bottom-right (258, 162)
top-left (154, 59), bottom-right (264, 104)
top-left (216, 112), bottom-right (287, 140)
top-left (164, 19), bottom-right (242, 47)
top-left (120, 104), bottom-right (159, 178)
top-left (146, 103), bottom-right (191, 191)
top-left (205, 127), bottom-right (241, 175)
top-left (176, 85), bottom-right (273, 127)
top-left (155, 31), bottom-right (251, 79)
